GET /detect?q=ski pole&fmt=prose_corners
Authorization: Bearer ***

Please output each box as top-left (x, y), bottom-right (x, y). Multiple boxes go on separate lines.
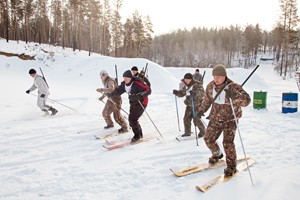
top-left (191, 95), bottom-right (199, 146)
top-left (229, 97), bottom-right (254, 186)
top-left (174, 95), bottom-right (181, 131)
top-left (99, 92), bottom-right (129, 116)
top-left (30, 93), bottom-right (77, 111)
top-left (138, 100), bottom-right (165, 141)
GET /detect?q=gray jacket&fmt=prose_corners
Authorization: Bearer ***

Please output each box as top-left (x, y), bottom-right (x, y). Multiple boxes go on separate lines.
top-left (28, 74), bottom-right (49, 95)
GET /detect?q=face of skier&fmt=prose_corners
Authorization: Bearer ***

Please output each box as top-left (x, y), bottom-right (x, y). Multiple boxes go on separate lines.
top-left (213, 75), bottom-right (226, 86)
top-left (29, 73), bottom-right (36, 78)
top-left (184, 79), bottom-right (192, 85)
top-left (123, 77), bottom-right (132, 84)
top-left (100, 74), bottom-right (107, 81)
top-left (131, 70), bottom-right (138, 76)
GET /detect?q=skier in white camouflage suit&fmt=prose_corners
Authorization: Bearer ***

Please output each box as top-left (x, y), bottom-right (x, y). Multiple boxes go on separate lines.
top-left (197, 64), bottom-right (251, 176)
top-left (173, 73), bottom-right (206, 138)
top-left (96, 70), bottom-right (129, 133)
top-left (26, 69), bottom-right (58, 116)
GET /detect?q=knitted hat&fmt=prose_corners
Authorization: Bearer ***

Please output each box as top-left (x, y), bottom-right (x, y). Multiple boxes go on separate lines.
top-left (123, 70), bottom-right (133, 78)
top-left (99, 70), bottom-right (108, 77)
top-left (184, 73), bottom-right (193, 79)
top-left (131, 66), bottom-right (138, 71)
top-left (29, 69), bottom-right (36, 74)
top-left (212, 64), bottom-right (227, 76)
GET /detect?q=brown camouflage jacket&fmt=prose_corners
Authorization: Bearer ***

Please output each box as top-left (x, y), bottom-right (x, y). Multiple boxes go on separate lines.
top-left (199, 78), bottom-right (251, 122)
top-left (175, 79), bottom-right (205, 107)
top-left (100, 76), bottom-right (121, 102)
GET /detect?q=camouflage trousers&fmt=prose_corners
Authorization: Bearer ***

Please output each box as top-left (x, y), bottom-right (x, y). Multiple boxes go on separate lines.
top-left (102, 99), bottom-right (128, 130)
top-left (183, 106), bottom-right (206, 134)
top-left (203, 120), bottom-right (237, 168)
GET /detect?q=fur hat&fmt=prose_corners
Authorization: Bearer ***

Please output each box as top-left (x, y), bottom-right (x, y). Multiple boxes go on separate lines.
top-left (184, 73), bottom-right (193, 79)
top-left (131, 66), bottom-right (138, 71)
top-left (29, 69), bottom-right (36, 74)
top-left (99, 70), bottom-right (108, 77)
top-left (123, 70), bottom-right (133, 78)
top-left (212, 64), bottom-right (227, 76)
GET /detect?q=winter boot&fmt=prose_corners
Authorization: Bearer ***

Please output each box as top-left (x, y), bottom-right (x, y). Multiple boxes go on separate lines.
top-left (118, 128), bottom-right (128, 133)
top-left (181, 132), bottom-right (191, 137)
top-left (104, 125), bottom-right (114, 129)
top-left (131, 135), bottom-right (141, 143)
top-left (42, 109), bottom-right (49, 116)
top-left (208, 153), bottom-right (224, 164)
top-left (224, 166), bottom-right (237, 176)
top-left (49, 107), bottom-right (58, 116)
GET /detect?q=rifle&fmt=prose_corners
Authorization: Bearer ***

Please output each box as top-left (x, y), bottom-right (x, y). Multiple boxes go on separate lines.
top-left (39, 67), bottom-right (49, 88)
top-left (115, 65), bottom-right (118, 85)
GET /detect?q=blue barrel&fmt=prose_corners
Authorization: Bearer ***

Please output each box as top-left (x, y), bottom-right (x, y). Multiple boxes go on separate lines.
top-left (282, 93), bottom-right (298, 113)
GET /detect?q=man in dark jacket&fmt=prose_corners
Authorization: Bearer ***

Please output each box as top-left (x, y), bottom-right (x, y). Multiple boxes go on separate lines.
top-left (108, 70), bottom-right (151, 142)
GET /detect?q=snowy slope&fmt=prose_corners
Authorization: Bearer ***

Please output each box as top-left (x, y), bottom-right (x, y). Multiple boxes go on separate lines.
top-left (0, 39), bottom-right (300, 200)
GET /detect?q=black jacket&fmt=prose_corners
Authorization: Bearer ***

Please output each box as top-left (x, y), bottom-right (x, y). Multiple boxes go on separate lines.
top-left (110, 77), bottom-right (151, 106)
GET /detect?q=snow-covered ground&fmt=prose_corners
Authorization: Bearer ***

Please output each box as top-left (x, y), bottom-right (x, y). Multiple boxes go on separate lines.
top-left (0, 39), bottom-right (299, 200)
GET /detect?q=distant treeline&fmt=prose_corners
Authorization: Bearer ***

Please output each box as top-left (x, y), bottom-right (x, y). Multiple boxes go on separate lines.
top-left (0, 0), bottom-right (153, 57)
top-left (0, 0), bottom-right (299, 78)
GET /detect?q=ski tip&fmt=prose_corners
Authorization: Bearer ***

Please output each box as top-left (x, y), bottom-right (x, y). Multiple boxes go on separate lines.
top-left (195, 186), bottom-right (205, 193)
top-left (94, 135), bottom-right (101, 140)
top-left (169, 168), bottom-right (179, 176)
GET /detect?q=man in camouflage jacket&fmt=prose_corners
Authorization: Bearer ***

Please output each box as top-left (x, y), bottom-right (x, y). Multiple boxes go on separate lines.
top-left (198, 64), bottom-right (251, 176)
top-left (173, 73), bottom-right (206, 138)
top-left (96, 70), bottom-right (128, 133)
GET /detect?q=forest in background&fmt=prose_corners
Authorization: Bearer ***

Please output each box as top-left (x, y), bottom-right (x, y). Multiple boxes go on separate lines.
top-left (0, 0), bottom-right (299, 78)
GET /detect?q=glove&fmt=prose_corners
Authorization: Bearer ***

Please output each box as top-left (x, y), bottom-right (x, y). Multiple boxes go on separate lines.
top-left (189, 90), bottom-right (196, 97)
top-left (225, 89), bottom-right (235, 99)
top-left (98, 96), bottom-right (105, 101)
top-left (173, 89), bottom-right (179, 95)
top-left (129, 94), bottom-right (141, 101)
top-left (26, 90), bottom-right (30, 94)
top-left (140, 70), bottom-right (145, 76)
top-left (40, 94), bottom-right (45, 98)
top-left (96, 88), bottom-right (104, 93)
top-left (107, 92), bottom-right (114, 98)
top-left (196, 111), bottom-right (204, 118)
